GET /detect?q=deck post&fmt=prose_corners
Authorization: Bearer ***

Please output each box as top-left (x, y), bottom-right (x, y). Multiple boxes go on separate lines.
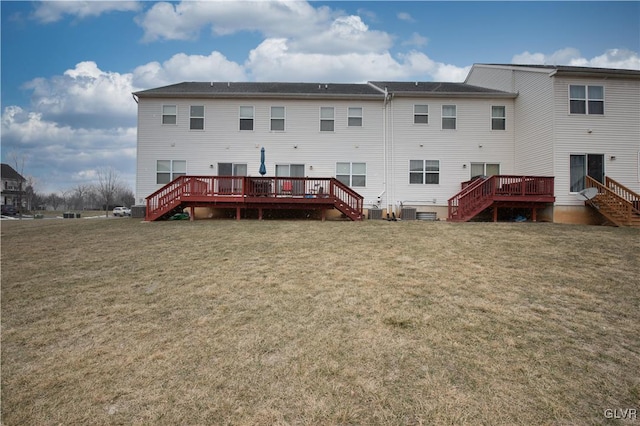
top-left (236, 206), bottom-right (241, 220)
top-left (532, 208), bottom-right (537, 222)
top-left (258, 207), bottom-right (263, 220)
top-left (190, 206), bottom-right (195, 221)
top-left (321, 209), bottom-right (326, 221)
top-left (493, 206), bottom-right (498, 222)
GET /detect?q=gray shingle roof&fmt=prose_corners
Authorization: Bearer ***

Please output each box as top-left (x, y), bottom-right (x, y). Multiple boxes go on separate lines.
top-left (134, 80), bottom-right (517, 99)
top-left (134, 82), bottom-right (384, 99)
top-left (369, 81), bottom-right (516, 97)
top-left (480, 64), bottom-right (640, 79)
top-left (1, 164), bottom-right (25, 182)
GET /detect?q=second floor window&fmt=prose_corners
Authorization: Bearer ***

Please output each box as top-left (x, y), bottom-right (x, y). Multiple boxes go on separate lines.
top-left (348, 107), bottom-right (363, 127)
top-left (162, 105), bottom-right (177, 125)
top-left (414, 104), bottom-right (428, 124)
top-left (442, 105), bottom-right (456, 130)
top-left (190, 106), bottom-right (204, 130)
top-left (492, 106), bottom-right (506, 130)
top-left (570, 85), bottom-right (604, 115)
top-left (271, 106), bottom-right (285, 131)
top-left (320, 107), bottom-right (334, 131)
top-left (240, 106), bottom-right (254, 130)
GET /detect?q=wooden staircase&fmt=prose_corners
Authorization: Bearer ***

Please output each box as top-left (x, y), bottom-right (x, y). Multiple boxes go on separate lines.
top-left (448, 175), bottom-right (555, 222)
top-left (145, 176), bottom-right (364, 221)
top-left (585, 176), bottom-right (640, 227)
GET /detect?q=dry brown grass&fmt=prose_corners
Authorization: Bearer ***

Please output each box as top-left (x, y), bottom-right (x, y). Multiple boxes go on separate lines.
top-left (2, 218), bottom-right (639, 425)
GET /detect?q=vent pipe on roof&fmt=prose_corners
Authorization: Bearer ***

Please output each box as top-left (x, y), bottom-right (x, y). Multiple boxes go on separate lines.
top-left (210, 82), bottom-right (213, 87)
top-left (227, 82), bottom-right (230, 87)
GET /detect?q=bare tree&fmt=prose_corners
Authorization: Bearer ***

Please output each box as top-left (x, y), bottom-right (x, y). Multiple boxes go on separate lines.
top-left (47, 193), bottom-right (64, 211)
top-left (95, 167), bottom-right (124, 217)
top-left (72, 184), bottom-right (91, 211)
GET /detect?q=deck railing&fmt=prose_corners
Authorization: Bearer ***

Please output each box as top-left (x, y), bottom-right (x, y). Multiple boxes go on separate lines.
top-left (448, 175), bottom-right (555, 222)
top-left (145, 176), bottom-right (363, 221)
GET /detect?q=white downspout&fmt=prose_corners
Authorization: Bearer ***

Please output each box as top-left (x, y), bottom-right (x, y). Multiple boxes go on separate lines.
top-left (381, 87), bottom-right (389, 210)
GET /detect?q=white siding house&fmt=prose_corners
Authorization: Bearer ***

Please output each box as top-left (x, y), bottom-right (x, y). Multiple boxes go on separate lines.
top-left (466, 64), bottom-right (640, 223)
top-left (134, 64), bottom-right (640, 223)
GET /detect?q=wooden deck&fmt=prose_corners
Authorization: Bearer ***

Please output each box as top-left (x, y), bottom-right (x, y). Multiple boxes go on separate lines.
top-left (145, 176), bottom-right (364, 221)
top-left (448, 175), bottom-right (555, 222)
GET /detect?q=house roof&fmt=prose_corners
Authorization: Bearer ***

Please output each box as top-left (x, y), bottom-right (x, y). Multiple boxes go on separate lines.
top-left (369, 81), bottom-right (517, 98)
top-left (134, 82), bottom-right (385, 100)
top-left (476, 64), bottom-right (640, 79)
top-left (1, 163), bottom-right (25, 182)
top-left (134, 80), bottom-right (517, 100)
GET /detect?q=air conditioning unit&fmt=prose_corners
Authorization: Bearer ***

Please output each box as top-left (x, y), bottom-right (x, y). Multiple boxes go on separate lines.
top-left (401, 207), bottom-right (416, 220)
top-left (368, 208), bottom-right (383, 220)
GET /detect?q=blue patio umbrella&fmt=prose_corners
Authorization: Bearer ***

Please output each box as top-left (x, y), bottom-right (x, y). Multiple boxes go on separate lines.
top-left (259, 147), bottom-right (267, 176)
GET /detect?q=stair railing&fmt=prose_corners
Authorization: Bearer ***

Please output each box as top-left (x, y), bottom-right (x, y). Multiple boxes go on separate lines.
top-left (448, 176), bottom-right (495, 220)
top-left (605, 176), bottom-right (640, 213)
top-left (586, 176), bottom-right (634, 226)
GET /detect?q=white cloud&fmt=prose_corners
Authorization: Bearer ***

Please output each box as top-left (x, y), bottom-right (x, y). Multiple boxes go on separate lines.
top-left (136, 0), bottom-right (332, 42)
top-left (32, 1), bottom-right (141, 23)
top-left (1, 106), bottom-right (136, 193)
top-left (132, 52), bottom-right (247, 88)
top-left (512, 48), bottom-right (640, 70)
top-left (289, 15), bottom-right (393, 55)
top-left (397, 12), bottom-right (415, 23)
top-left (23, 61), bottom-right (138, 128)
top-left (246, 39), bottom-right (468, 82)
top-left (402, 32), bottom-right (428, 48)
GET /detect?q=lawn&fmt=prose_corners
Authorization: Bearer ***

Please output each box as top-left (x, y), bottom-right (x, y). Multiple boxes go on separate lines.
top-left (1, 218), bottom-right (639, 425)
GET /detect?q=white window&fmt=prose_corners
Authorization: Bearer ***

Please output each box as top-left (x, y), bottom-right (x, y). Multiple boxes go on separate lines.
top-left (442, 105), bottom-right (456, 130)
top-left (348, 107), bottom-right (363, 127)
top-left (239, 106), bottom-right (254, 131)
top-left (320, 107), bottom-right (334, 132)
top-left (470, 162), bottom-right (500, 179)
top-left (569, 85), bottom-right (604, 115)
top-left (162, 105), bottom-right (177, 125)
top-left (336, 162), bottom-right (366, 187)
top-left (190, 106), bottom-right (204, 130)
top-left (491, 106), bottom-right (506, 130)
top-left (270, 106), bottom-right (285, 131)
top-left (414, 105), bottom-right (428, 124)
top-left (156, 160), bottom-right (186, 184)
top-left (276, 164), bottom-right (305, 177)
top-left (409, 160), bottom-right (439, 184)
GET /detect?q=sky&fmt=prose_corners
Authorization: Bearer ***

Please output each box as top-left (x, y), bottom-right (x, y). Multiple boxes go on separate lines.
top-left (1, 1), bottom-right (639, 196)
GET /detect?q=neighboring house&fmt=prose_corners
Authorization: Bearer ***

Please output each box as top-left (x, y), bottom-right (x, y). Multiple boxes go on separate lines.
top-left (1, 163), bottom-right (26, 211)
top-left (465, 64), bottom-right (640, 223)
top-left (133, 64), bottom-right (640, 224)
